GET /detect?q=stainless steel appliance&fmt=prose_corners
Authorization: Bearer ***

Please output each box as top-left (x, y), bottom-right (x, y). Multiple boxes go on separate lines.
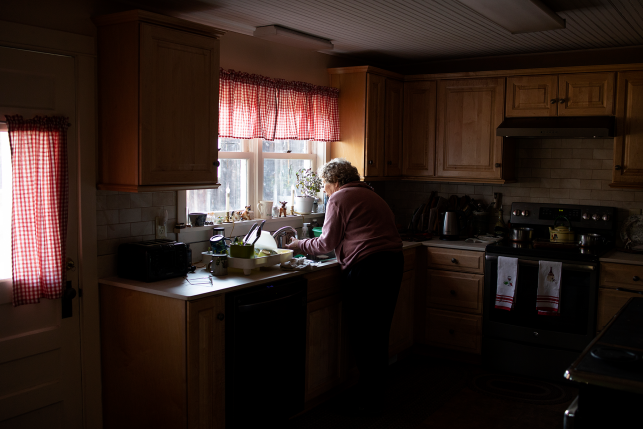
top-left (483, 202), bottom-right (617, 380)
top-left (439, 210), bottom-right (460, 240)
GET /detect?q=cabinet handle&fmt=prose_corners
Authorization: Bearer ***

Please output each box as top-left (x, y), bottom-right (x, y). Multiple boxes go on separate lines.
top-left (550, 99), bottom-right (557, 104)
top-left (615, 165), bottom-right (622, 171)
top-left (451, 258), bottom-right (457, 263)
top-left (559, 99), bottom-right (565, 104)
top-left (217, 313), bottom-right (225, 321)
top-left (368, 160), bottom-right (374, 165)
top-left (633, 276), bottom-right (640, 281)
top-left (616, 287), bottom-right (643, 295)
top-left (448, 329), bottom-right (455, 335)
top-left (450, 289), bottom-right (456, 296)
top-left (533, 331), bottom-right (539, 337)
top-left (495, 163), bottom-right (501, 168)
top-left (214, 161), bottom-right (220, 167)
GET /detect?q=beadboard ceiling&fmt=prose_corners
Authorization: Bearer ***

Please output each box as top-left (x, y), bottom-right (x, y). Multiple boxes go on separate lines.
top-left (124, 0), bottom-right (643, 66)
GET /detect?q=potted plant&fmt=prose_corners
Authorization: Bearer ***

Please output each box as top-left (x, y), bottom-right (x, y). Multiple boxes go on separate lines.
top-left (294, 168), bottom-right (322, 214)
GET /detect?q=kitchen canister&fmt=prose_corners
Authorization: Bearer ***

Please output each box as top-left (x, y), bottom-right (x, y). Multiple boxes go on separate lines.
top-left (207, 254), bottom-right (228, 276)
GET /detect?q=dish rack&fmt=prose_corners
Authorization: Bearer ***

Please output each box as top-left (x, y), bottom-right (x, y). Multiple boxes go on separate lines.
top-left (202, 249), bottom-right (293, 275)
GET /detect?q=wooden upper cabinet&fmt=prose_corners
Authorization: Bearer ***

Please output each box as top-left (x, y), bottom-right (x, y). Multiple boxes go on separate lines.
top-left (559, 72), bottom-right (615, 116)
top-left (385, 79), bottom-right (404, 176)
top-left (506, 75), bottom-right (558, 117)
top-left (365, 74), bottom-right (386, 177)
top-left (611, 71), bottom-right (643, 188)
top-left (95, 10), bottom-right (223, 192)
top-left (403, 80), bottom-right (436, 177)
top-left (436, 78), bottom-right (509, 182)
top-left (506, 72), bottom-right (615, 117)
top-left (329, 67), bottom-right (404, 179)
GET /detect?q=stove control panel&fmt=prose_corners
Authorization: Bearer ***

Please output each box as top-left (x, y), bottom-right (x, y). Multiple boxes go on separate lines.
top-left (509, 202), bottom-right (617, 231)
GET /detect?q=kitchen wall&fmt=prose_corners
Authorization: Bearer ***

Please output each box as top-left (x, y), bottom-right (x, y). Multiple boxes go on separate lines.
top-left (379, 138), bottom-right (639, 234)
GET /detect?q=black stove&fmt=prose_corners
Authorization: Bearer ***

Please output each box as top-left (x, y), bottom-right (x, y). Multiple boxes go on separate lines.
top-left (485, 202), bottom-right (618, 261)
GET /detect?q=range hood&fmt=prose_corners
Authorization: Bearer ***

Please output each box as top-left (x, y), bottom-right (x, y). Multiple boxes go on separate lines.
top-left (496, 116), bottom-right (615, 138)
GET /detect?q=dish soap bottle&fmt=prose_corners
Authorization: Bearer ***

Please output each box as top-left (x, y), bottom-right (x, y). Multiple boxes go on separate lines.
top-left (494, 205), bottom-right (507, 237)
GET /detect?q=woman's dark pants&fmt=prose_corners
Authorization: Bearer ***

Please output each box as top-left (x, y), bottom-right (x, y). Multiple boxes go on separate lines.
top-left (343, 250), bottom-right (404, 405)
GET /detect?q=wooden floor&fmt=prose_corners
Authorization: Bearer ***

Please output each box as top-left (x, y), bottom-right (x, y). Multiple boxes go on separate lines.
top-left (289, 354), bottom-right (576, 429)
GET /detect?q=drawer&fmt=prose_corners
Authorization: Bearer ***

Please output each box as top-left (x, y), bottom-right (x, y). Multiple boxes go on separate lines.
top-left (426, 247), bottom-right (484, 274)
top-left (427, 270), bottom-right (483, 314)
top-left (600, 263), bottom-right (643, 292)
top-left (403, 248), bottom-right (416, 272)
top-left (425, 309), bottom-right (481, 354)
top-left (597, 288), bottom-right (641, 331)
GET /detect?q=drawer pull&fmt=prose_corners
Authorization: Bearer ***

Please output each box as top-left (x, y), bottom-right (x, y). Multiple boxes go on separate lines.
top-left (533, 331), bottom-right (539, 337)
top-left (450, 289), bottom-right (456, 296)
top-left (448, 329), bottom-right (455, 335)
top-left (616, 287), bottom-right (643, 295)
top-left (451, 258), bottom-right (457, 263)
top-left (217, 313), bottom-right (225, 321)
top-left (633, 276), bottom-right (640, 281)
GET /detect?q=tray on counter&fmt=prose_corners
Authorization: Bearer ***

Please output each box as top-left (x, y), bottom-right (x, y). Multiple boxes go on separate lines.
top-left (202, 249), bottom-right (293, 275)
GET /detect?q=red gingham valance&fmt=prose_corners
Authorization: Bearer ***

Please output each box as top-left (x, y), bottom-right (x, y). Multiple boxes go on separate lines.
top-left (6, 115), bottom-right (69, 306)
top-left (219, 68), bottom-right (340, 142)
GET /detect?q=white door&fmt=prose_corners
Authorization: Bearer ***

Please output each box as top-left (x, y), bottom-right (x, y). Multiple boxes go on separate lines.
top-left (0, 46), bottom-right (82, 428)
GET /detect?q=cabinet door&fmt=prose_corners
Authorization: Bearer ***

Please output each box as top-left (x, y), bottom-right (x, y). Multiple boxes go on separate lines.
top-left (427, 270), bottom-right (484, 314)
top-left (436, 78), bottom-right (504, 180)
top-left (385, 78), bottom-right (404, 176)
top-left (389, 270), bottom-right (415, 357)
top-left (612, 71), bottom-right (643, 187)
top-left (187, 295), bottom-right (225, 429)
top-left (425, 309), bottom-right (481, 354)
top-left (597, 288), bottom-right (639, 332)
top-left (403, 81), bottom-right (436, 177)
top-left (305, 294), bottom-right (345, 403)
top-left (140, 23), bottom-right (219, 185)
top-left (506, 75), bottom-right (558, 117)
top-left (559, 72), bottom-right (615, 116)
top-left (365, 74), bottom-right (386, 177)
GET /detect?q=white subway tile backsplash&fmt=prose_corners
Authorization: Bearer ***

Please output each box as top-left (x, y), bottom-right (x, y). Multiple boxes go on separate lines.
top-left (107, 223), bottom-right (130, 239)
top-left (119, 208), bottom-right (141, 223)
top-left (130, 220), bottom-right (154, 236)
top-left (106, 194), bottom-right (130, 209)
top-left (130, 193), bottom-right (154, 208)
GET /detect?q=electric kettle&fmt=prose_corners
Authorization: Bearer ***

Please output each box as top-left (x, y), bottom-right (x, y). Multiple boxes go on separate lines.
top-left (440, 210), bottom-right (460, 241)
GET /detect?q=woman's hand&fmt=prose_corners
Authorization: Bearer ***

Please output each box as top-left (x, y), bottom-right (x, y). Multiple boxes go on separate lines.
top-left (285, 237), bottom-right (301, 252)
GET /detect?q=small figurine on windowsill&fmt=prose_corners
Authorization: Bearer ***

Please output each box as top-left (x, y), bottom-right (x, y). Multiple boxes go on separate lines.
top-left (278, 201), bottom-right (288, 217)
top-left (241, 205), bottom-right (251, 220)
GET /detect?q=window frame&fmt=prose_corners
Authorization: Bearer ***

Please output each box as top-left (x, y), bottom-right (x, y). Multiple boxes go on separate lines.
top-left (178, 139), bottom-right (327, 225)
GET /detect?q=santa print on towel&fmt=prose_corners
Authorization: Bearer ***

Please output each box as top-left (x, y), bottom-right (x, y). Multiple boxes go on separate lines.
top-left (537, 261), bottom-right (562, 316)
top-left (495, 256), bottom-right (518, 311)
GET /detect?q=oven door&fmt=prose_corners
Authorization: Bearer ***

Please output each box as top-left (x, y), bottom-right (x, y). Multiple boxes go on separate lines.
top-left (484, 254), bottom-right (598, 351)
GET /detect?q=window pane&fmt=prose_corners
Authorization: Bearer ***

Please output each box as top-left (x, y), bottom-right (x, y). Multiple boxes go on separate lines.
top-left (263, 159), bottom-right (312, 203)
top-left (187, 159), bottom-right (248, 213)
top-left (219, 137), bottom-right (242, 152)
top-left (0, 132), bottom-right (11, 279)
top-left (262, 139), bottom-right (307, 154)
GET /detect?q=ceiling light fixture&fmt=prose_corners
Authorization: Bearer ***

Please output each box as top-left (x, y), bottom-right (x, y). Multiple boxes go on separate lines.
top-left (253, 25), bottom-right (333, 51)
top-left (457, 0), bottom-right (565, 34)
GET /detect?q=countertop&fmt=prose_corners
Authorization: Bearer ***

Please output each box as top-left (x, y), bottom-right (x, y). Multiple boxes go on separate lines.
top-left (599, 249), bottom-right (643, 266)
top-left (421, 237), bottom-right (492, 252)
top-left (100, 241), bottom-right (423, 300)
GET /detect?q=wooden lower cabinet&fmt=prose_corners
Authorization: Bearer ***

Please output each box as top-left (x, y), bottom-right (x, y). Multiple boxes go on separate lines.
top-left (598, 262), bottom-right (643, 331)
top-left (100, 285), bottom-right (225, 429)
top-left (423, 248), bottom-right (485, 355)
top-left (597, 288), bottom-right (640, 332)
top-left (425, 309), bottom-right (482, 354)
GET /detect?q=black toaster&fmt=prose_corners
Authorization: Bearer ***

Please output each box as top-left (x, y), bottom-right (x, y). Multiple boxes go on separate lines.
top-left (117, 239), bottom-right (191, 282)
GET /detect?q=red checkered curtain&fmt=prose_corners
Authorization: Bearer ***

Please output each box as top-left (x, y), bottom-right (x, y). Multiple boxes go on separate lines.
top-left (6, 115), bottom-right (69, 306)
top-left (219, 69), bottom-right (278, 140)
top-left (219, 68), bottom-right (340, 142)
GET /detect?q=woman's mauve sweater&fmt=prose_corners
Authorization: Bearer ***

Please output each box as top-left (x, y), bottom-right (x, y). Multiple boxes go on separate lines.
top-left (298, 182), bottom-right (402, 269)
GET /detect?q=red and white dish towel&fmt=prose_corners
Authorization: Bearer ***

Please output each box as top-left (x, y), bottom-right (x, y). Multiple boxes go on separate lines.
top-left (537, 261), bottom-right (562, 316)
top-left (495, 256), bottom-right (518, 311)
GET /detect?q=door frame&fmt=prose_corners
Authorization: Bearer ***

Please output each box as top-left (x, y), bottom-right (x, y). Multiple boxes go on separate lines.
top-left (0, 20), bottom-right (101, 428)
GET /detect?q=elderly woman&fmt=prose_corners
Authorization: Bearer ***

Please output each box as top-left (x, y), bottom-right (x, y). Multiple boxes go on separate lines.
top-left (287, 158), bottom-right (403, 410)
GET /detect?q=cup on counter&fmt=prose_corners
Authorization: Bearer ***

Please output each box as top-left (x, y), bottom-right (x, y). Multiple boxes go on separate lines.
top-left (257, 200), bottom-right (273, 219)
top-left (207, 254), bottom-right (228, 276)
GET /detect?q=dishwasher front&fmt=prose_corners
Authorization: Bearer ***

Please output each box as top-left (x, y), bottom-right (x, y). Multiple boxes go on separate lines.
top-left (225, 276), bottom-right (307, 428)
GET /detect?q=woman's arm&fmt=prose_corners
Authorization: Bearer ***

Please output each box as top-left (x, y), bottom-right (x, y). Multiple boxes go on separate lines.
top-left (288, 199), bottom-right (344, 255)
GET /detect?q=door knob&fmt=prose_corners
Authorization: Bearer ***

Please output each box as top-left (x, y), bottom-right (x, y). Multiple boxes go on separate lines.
top-left (66, 258), bottom-right (76, 271)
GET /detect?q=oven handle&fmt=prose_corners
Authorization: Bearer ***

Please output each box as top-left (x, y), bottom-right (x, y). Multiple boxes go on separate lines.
top-left (485, 255), bottom-right (595, 272)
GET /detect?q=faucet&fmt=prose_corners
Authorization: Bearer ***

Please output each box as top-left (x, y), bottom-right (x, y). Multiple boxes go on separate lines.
top-left (272, 226), bottom-right (298, 249)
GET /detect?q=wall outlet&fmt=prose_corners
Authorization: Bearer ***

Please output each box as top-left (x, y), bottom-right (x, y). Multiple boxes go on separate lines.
top-left (155, 217), bottom-right (167, 239)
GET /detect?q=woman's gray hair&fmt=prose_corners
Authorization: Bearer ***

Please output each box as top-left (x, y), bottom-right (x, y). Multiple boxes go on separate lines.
top-left (318, 158), bottom-right (360, 187)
